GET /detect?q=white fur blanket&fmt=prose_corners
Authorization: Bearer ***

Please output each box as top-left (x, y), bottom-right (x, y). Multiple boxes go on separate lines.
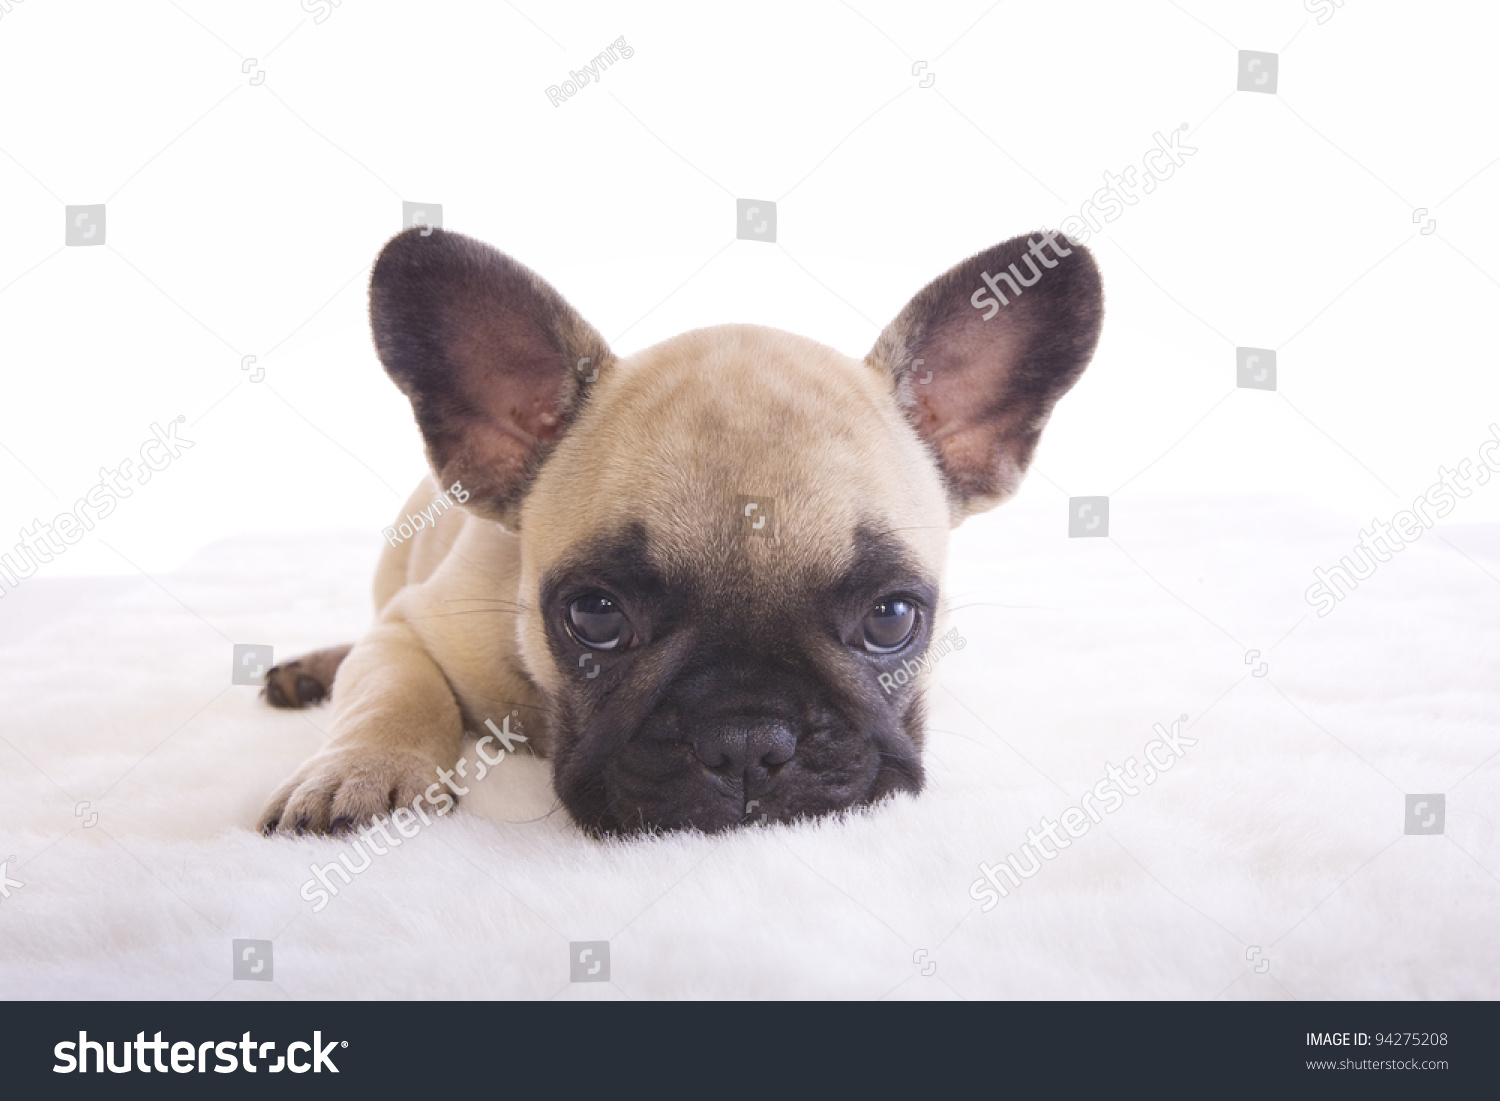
top-left (2, 494), bottom-right (1496, 999)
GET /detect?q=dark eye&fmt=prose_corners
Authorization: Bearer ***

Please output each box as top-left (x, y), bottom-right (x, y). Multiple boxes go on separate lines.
top-left (567, 593), bottom-right (633, 650)
top-left (862, 598), bottom-right (917, 653)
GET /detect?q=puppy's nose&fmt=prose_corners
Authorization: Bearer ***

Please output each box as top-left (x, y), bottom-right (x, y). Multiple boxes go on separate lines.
top-left (693, 723), bottom-right (796, 776)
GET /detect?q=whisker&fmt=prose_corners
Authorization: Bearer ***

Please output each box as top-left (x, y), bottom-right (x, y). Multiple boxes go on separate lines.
top-left (460, 693), bottom-right (545, 712)
top-left (942, 601), bottom-right (1054, 612)
top-left (406, 609), bottom-right (522, 620)
top-left (489, 798), bottom-right (568, 825)
top-left (870, 523), bottom-right (949, 535)
top-left (438, 603), bottom-right (531, 612)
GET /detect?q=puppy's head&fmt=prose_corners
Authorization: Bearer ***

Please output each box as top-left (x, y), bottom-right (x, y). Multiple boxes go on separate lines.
top-left (370, 229), bottom-right (1102, 833)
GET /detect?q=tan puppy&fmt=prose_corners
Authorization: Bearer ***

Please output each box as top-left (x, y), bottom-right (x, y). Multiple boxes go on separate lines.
top-left (259, 228), bottom-right (1102, 835)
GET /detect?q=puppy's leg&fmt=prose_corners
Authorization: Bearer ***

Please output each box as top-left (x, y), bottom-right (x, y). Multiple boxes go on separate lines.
top-left (262, 644), bottom-right (353, 709)
top-left (258, 621), bottom-right (463, 835)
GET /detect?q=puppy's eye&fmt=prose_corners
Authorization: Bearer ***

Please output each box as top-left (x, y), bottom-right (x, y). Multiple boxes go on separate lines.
top-left (861, 598), bottom-right (916, 653)
top-left (567, 593), bottom-right (632, 650)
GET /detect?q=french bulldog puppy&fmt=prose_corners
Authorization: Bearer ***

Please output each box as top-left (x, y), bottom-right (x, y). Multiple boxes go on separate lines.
top-left (259, 227), bottom-right (1102, 836)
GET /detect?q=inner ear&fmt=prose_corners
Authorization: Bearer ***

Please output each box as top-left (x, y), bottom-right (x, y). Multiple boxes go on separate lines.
top-left (369, 227), bottom-right (612, 529)
top-left (867, 231), bottom-right (1103, 522)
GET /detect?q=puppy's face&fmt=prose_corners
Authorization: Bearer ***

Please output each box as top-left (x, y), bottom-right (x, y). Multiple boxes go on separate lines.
top-left (370, 230), bottom-right (1102, 833)
top-left (517, 326), bottom-right (950, 832)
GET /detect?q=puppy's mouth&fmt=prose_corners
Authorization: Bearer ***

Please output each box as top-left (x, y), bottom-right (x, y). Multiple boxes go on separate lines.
top-left (568, 718), bottom-right (924, 835)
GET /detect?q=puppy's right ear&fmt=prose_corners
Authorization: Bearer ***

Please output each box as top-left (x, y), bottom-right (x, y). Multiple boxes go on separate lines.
top-left (867, 231), bottom-right (1103, 523)
top-left (369, 228), bottom-right (612, 529)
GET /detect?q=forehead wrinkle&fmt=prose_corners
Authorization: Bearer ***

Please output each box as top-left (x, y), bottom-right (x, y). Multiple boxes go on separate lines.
top-left (621, 330), bottom-right (920, 567)
top-left (521, 324), bottom-right (950, 596)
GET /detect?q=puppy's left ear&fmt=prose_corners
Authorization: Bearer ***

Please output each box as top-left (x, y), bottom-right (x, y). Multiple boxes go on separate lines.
top-left (369, 228), bottom-right (612, 529)
top-left (867, 231), bottom-right (1103, 522)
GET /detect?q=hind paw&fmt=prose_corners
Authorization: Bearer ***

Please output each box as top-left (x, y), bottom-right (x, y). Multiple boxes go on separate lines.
top-left (262, 644), bottom-right (352, 709)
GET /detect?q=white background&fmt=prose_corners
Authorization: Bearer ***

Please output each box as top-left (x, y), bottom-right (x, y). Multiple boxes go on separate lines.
top-left (1, 0), bottom-right (1497, 581)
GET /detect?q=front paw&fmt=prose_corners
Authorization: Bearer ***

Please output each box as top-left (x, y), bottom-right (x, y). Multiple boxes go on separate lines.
top-left (259, 748), bottom-right (448, 835)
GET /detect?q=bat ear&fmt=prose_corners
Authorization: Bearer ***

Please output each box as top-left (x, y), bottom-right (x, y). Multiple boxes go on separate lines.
top-left (369, 228), bottom-right (612, 529)
top-left (867, 231), bottom-right (1103, 522)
